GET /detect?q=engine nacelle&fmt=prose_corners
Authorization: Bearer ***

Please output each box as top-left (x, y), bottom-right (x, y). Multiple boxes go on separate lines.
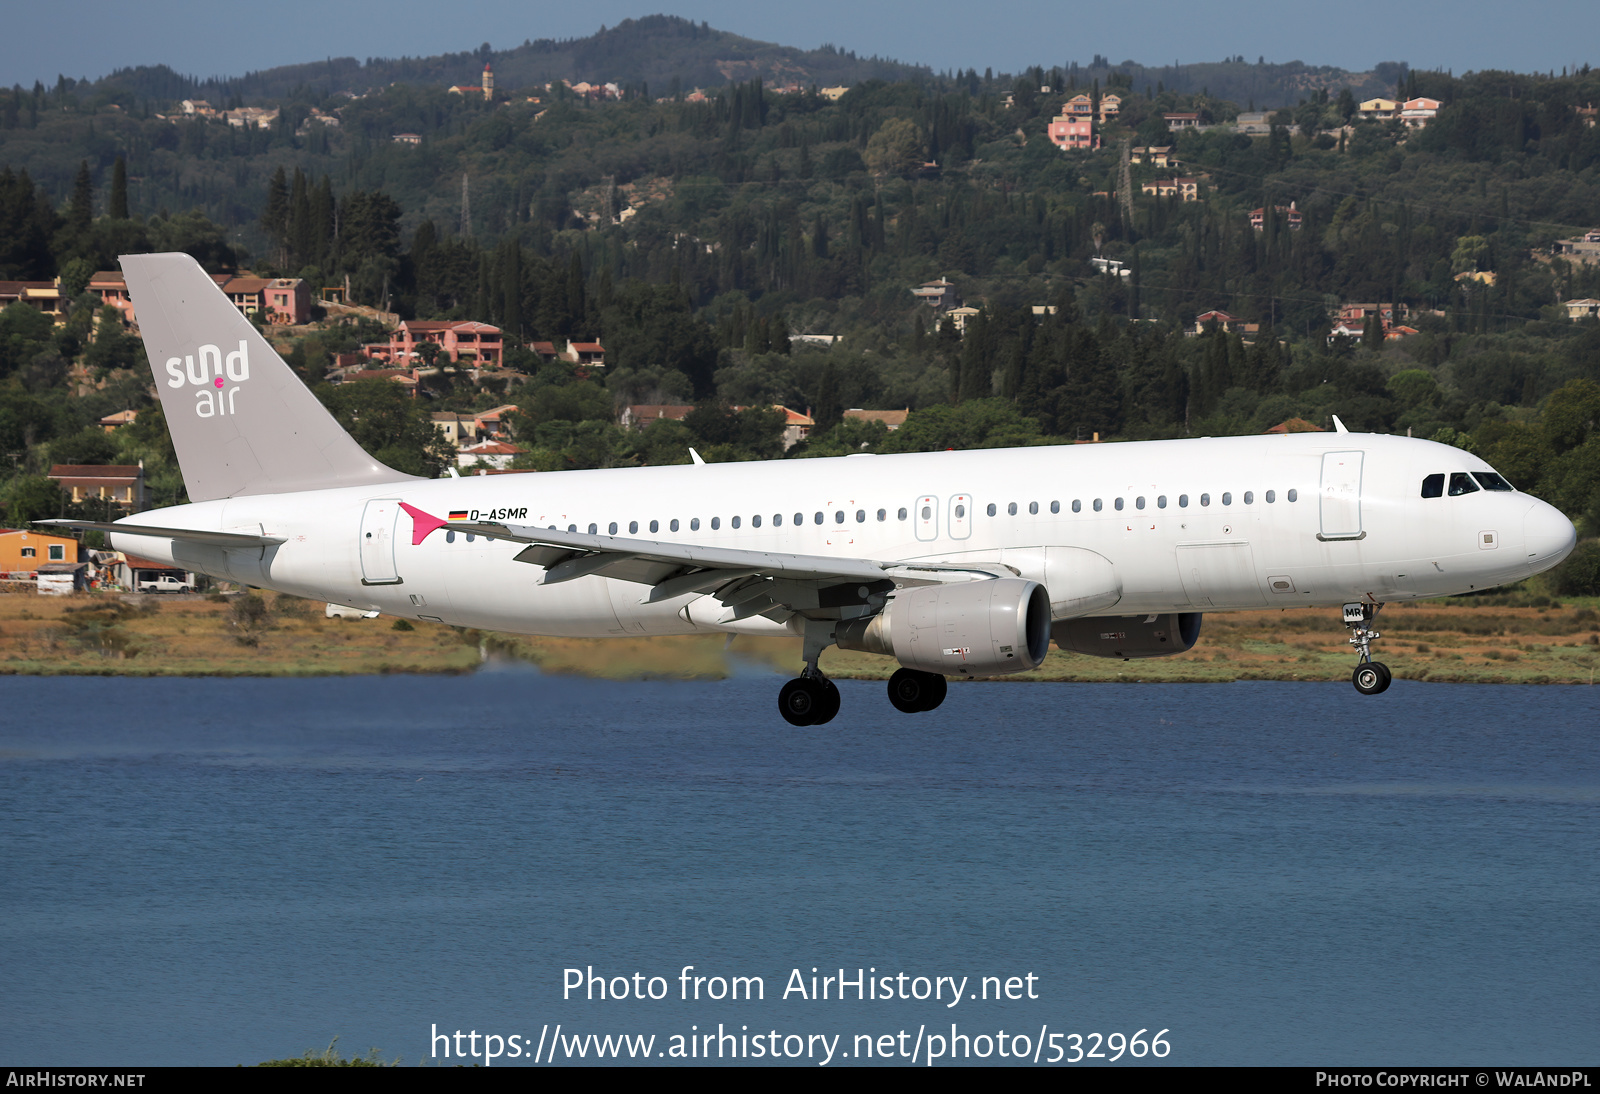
top-left (1051, 613), bottom-right (1202, 659)
top-left (835, 578), bottom-right (1051, 677)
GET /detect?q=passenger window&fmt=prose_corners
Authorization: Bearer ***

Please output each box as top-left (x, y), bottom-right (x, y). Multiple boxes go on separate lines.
top-left (1093, 499), bottom-right (1103, 512)
top-left (1136, 497), bottom-right (1145, 510)
top-left (876, 509), bottom-right (886, 521)
top-left (814, 512), bottom-right (823, 525)
top-left (1114, 497), bottom-right (1124, 511)
top-left (1071, 500), bottom-right (1082, 513)
top-left (835, 510), bottom-right (845, 524)
top-left (568, 524), bottom-right (577, 532)
top-left (856, 509), bottom-right (866, 522)
top-left (1448, 472), bottom-right (1480, 496)
top-left (1008, 502), bottom-right (1018, 516)
top-left (752, 515), bottom-right (762, 528)
top-left (897, 508), bottom-right (908, 520)
top-left (731, 516), bottom-right (741, 529)
top-left (1474, 471), bottom-right (1514, 492)
top-left (1157, 495), bottom-right (1167, 509)
top-left (1050, 501), bottom-right (1060, 514)
top-left (794, 513), bottom-right (803, 525)
top-left (711, 517), bottom-right (721, 530)
top-left (1179, 494), bottom-right (1189, 507)
top-left (921, 505), bottom-right (931, 519)
top-left (773, 514), bottom-right (782, 526)
top-left (1221, 492), bottom-right (1232, 506)
top-left (608, 522), bottom-right (618, 535)
top-left (671, 519), bottom-right (680, 532)
top-left (649, 520), bottom-right (659, 533)
top-left (1028, 501), bottom-right (1039, 515)
top-left (1288, 489), bottom-right (1298, 502)
top-left (1200, 494), bottom-right (1211, 507)
top-left (629, 521), bottom-right (639, 534)
top-left (987, 503), bottom-right (997, 516)
top-left (588, 523), bottom-right (597, 534)
top-left (1421, 474), bottom-right (1445, 498)
top-left (1243, 491), bottom-right (1254, 504)
top-left (691, 518), bottom-right (701, 531)
top-left (1266, 490), bottom-right (1276, 503)
top-left (953, 505), bottom-right (965, 519)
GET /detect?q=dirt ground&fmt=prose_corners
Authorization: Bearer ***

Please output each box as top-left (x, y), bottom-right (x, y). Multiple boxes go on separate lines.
top-left (1, 590), bottom-right (1598, 685)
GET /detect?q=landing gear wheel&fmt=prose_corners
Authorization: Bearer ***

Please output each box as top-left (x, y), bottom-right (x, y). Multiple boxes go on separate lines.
top-left (813, 678), bottom-right (841, 725)
top-left (887, 668), bottom-right (948, 713)
top-left (778, 677), bottom-right (840, 726)
top-left (1352, 661), bottom-right (1392, 695)
top-left (779, 678), bottom-right (821, 725)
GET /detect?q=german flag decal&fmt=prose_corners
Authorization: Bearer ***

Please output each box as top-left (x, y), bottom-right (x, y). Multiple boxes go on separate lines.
top-left (449, 510), bottom-right (470, 521)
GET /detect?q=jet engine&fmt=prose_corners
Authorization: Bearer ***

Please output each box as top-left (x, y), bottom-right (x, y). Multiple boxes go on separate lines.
top-left (1051, 613), bottom-right (1203, 659)
top-left (834, 577), bottom-right (1051, 677)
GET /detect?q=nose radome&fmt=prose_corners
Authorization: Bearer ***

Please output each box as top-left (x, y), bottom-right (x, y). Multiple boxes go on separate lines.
top-left (1523, 501), bottom-right (1577, 569)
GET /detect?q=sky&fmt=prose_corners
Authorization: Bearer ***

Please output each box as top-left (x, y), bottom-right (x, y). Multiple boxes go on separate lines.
top-left (3, 0), bottom-right (1592, 90)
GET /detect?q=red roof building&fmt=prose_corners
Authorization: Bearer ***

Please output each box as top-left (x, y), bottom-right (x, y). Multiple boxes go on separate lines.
top-left (365, 321), bottom-right (504, 367)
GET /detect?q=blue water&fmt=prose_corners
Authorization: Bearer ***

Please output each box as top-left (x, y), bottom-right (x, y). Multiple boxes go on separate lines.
top-left (2, 671), bottom-right (1597, 1066)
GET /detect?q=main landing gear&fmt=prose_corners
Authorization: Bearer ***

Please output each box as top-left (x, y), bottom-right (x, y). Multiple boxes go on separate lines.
top-left (887, 667), bottom-right (947, 714)
top-left (777, 621), bottom-right (950, 725)
top-left (1343, 602), bottom-right (1392, 695)
top-left (778, 674), bottom-right (841, 726)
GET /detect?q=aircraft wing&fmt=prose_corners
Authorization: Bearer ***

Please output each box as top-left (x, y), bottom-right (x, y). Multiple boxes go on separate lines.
top-left (35, 519), bottom-right (287, 548)
top-left (401, 503), bottom-right (1003, 623)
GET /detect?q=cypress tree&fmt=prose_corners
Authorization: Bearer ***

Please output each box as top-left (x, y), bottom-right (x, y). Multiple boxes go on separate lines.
top-left (109, 156), bottom-right (129, 220)
top-left (68, 160), bottom-right (92, 236)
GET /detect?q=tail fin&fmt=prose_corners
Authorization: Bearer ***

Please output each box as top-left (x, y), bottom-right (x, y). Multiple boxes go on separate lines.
top-left (122, 252), bottom-right (418, 501)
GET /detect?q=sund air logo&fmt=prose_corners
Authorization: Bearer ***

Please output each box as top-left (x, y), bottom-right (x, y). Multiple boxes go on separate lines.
top-left (165, 340), bottom-right (249, 418)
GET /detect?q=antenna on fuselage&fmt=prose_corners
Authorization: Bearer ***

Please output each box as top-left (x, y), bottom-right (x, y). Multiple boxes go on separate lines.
top-left (1331, 415), bottom-right (1350, 433)
top-left (689, 448), bottom-right (707, 465)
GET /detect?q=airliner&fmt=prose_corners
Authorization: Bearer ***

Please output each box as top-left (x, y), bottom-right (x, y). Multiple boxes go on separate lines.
top-left (43, 254), bottom-right (1579, 724)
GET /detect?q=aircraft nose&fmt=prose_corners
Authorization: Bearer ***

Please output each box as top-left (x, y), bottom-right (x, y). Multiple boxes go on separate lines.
top-left (1523, 501), bottom-right (1577, 569)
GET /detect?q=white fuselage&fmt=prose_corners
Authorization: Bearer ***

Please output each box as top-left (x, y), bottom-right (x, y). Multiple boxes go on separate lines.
top-left (109, 432), bottom-right (1576, 638)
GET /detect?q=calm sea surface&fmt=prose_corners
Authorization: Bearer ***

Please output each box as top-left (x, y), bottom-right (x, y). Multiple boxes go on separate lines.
top-left (1, 669), bottom-right (1596, 1066)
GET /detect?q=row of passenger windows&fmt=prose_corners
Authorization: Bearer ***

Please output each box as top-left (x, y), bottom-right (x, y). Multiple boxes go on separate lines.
top-left (1420, 471), bottom-right (1514, 498)
top-left (986, 489), bottom-right (1298, 516)
top-left (446, 488), bottom-right (1303, 541)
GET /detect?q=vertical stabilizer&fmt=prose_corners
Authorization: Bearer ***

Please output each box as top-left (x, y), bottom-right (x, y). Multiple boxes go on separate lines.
top-left (121, 252), bottom-right (419, 501)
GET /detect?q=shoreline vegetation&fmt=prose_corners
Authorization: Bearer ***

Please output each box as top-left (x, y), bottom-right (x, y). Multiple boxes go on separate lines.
top-left (3, 590), bottom-right (1598, 685)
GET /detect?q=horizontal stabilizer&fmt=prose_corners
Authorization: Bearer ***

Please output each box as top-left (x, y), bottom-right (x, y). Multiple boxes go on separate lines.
top-left (35, 519), bottom-right (286, 548)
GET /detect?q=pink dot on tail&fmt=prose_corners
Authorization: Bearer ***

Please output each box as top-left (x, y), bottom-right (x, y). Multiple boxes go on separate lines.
top-left (213, 377), bottom-right (224, 388)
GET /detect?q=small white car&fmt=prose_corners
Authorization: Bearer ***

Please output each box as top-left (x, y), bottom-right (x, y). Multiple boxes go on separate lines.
top-left (325, 603), bottom-right (380, 619)
top-left (137, 574), bottom-right (194, 594)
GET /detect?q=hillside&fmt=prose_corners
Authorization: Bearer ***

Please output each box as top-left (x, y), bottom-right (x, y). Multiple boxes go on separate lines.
top-left (92, 16), bottom-right (932, 104)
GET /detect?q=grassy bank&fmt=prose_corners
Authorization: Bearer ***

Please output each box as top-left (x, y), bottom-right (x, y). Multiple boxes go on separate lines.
top-left (2, 591), bottom-right (1598, 684)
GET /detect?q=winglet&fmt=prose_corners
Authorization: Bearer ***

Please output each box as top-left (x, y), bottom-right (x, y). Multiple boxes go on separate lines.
top-left (399, 502), bottom-right (447, 546)
top-left (1332, 415), bottom-right (1349, 433)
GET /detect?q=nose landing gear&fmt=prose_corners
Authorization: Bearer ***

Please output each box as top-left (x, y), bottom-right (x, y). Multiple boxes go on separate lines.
top-left (1344, 602), bottom-right (1392, 694)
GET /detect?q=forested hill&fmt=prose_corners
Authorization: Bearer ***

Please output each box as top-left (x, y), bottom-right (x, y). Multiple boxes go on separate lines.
top-left (3, 37), bottom-right (1600, 572)
top-left (91, 16), bottom-right (932, 104)
top-left (62, 17), bottom-right (1392, 111)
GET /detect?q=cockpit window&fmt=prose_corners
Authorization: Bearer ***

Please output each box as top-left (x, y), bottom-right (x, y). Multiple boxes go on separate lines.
top-left (1448, 472), bottom-right (1480, 496)
top-left (1473, 471), bottom-right (1514, 492)
top-left (1421, 473), bottom-right (1445, 498)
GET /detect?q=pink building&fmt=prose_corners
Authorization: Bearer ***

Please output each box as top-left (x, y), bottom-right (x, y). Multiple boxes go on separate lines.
top-left (365, 321), bottom-right (505, 367)
top-left (1048, 115), bottom-right (1097, 150)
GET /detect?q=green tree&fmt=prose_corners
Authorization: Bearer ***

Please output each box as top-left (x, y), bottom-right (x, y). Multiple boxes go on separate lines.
top-left (109, 157), bottom-right (129, 220)
top-left (864, 118), bottom-right (925, 177)
top-left (319, 379), bottom-right (454, 477)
